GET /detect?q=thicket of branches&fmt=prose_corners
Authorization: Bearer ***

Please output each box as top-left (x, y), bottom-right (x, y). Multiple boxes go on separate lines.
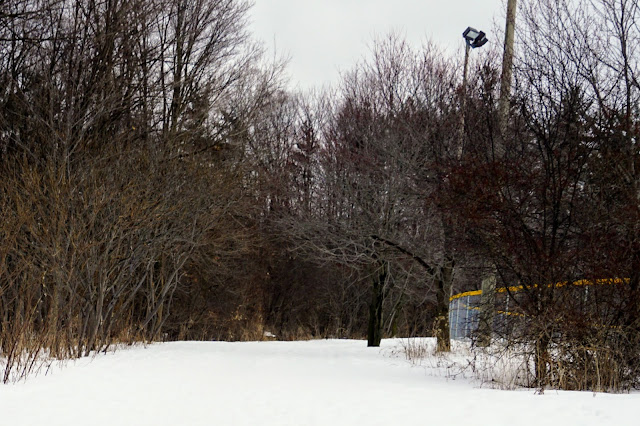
top-left (451, 0), bottom-right (640, 392)
top-left (1, 0), bottom-right (640, 391)
top-left (0, 0), bottom-right (276, 381)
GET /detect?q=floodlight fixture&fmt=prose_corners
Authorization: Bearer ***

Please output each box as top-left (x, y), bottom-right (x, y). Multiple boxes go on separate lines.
top-left (463, 27), bottom-right (488, 49)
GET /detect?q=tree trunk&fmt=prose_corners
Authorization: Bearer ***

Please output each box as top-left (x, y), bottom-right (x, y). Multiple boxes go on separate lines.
top-left (434, 258), bottom-right (454, 352)
top-left (535, 332), bottom-right (550, 388)
top-left (367, 262), bottom-right (387, 347)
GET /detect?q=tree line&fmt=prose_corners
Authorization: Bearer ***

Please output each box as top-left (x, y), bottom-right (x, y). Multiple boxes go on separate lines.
top-left (0, 0), bottom-right (639, 391)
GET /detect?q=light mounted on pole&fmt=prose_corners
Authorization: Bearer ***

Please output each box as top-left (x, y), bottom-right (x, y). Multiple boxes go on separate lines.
top-left (461, 26), bottom-right (488, 96)
top-left (463, 27), bottom-right (488, 49)
top-left (458, 26), bottom-right (488, 160)
top-left (461, 27), bottom-right (488, 93)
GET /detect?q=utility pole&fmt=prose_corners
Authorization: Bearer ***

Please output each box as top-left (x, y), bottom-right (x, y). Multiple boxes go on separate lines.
top-left (498, 0), bottom-right (517, 145)
top-left (477, 0), bottom-right (517, 348)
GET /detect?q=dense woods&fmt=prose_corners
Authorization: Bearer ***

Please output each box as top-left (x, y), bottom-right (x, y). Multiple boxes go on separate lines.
top-left (1, 0), bottom-right (639, 391)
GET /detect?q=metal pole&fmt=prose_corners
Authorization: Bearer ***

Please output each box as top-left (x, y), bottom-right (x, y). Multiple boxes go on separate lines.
top-left (458, 43), bottom-right (471, 160)
top-left (455, 298), bottom-right (461, 339)
top-left (451, 298), bottom-right (456, 339)
top-left (464, 295), bottom-right (470, 338)
top-left (462, 42), bottom-right (470, 99)
top-left (478, 266), bottom-right (496, 347)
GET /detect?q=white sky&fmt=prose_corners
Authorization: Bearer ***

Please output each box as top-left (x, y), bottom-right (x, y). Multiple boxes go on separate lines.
top-left (249, 0), bottom-right (506, 90)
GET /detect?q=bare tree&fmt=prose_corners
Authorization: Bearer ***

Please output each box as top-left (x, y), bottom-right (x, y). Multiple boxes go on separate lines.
top-left (280, 35), bottom-right (463, 349)
top-left (0, 0), bottom-right (283, 381)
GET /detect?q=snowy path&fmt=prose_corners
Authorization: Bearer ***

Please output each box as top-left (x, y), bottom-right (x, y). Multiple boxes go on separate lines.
top-left (0, 339), bottom-right (636, 425)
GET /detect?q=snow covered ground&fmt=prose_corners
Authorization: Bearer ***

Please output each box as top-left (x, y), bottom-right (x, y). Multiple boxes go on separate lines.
top-left (0, 339), bottom-right (637, 426)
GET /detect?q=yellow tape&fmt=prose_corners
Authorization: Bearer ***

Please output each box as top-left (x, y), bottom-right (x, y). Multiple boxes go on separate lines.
top-left (449, 289), bottom-right (482, 300)
top-left (450, 277), bottom-right (629, 302)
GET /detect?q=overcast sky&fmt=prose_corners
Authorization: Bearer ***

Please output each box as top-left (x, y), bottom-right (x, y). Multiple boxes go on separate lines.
top-left (249, 0), bottom-right (505, 90)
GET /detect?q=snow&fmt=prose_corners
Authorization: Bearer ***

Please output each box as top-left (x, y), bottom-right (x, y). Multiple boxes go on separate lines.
top-left (0, 339), bottom-right (637, 426)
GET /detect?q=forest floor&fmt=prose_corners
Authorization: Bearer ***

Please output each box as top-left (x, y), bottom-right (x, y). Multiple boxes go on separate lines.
top-left (0, 338), bottom-right (637, 425)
